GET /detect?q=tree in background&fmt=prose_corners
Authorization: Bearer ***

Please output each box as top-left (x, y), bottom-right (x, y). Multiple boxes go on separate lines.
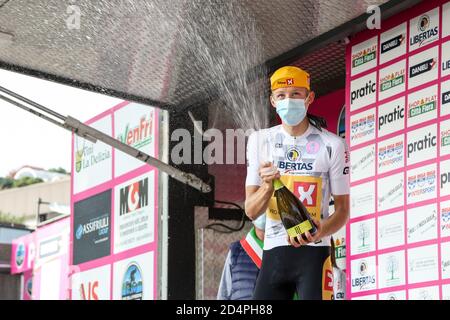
top-left (0, 211), bottom-right (26, 225)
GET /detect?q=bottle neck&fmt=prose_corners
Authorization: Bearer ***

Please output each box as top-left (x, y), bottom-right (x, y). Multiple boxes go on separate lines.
top-left (273, 178), bottom-right (284, 191)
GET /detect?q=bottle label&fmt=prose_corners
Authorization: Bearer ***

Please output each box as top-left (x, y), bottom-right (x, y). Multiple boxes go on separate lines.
top-left (287, 220), bottom-right (313, 237)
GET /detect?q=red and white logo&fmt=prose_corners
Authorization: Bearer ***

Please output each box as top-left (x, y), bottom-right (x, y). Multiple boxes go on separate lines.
top-left (324, 269), bottom-right (333, 291)
top-left (80, 281), bottom-right (99, 300)
top-left (294, 182), bottom-right (318, 207)
top-left (286, 78), bottom-right (294, 85)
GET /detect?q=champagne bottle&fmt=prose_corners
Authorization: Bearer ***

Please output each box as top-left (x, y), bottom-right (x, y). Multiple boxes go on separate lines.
top-left (273, 178), bottom-right (317, 241)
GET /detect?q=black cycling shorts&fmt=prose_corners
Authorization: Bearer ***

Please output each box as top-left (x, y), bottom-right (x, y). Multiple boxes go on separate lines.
top-left (252, 245), bottom-right (333, 300)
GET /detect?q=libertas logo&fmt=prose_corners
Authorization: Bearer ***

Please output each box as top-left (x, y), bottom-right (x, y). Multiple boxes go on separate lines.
top-left (381, 34), bottom-right (405, 54)
top-left (119, 178), bottom-right (149, 216)
top-left (352, 260), bottom-right (376, 289)
top-left (380, 70), bottom-right (405, 92)
top-left (443, 58), bottom-right (450, 73)
top-left (352, 45), bottom-right (377, 68)
top-left (378, 105), bottom-right (404, 131)
top-left (410, 14), bottom-right (438, 48)
top-left (410, 58), bottom-right (437, 78)
top-left (351, 80), bottom-right (376, 104)
top-left (408, 95), bottom-right (437, 118)
top-left (117, 114), bottom-right (153, 149)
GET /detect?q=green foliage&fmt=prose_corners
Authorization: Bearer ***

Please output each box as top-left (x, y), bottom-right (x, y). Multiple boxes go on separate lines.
top-left (12, 177), bottom-right (44, 188)
top-left (48, 167), bottom-right (69, 174)
top-left (0, 177), bottom-right (14, 190)
top-left (0, 211), bottom-right (26, 225)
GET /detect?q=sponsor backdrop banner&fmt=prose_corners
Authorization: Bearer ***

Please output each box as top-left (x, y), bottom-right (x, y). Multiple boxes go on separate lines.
top-left (346, 0), bottom-right (450, 300)
top-left (70, 102), bottom-right (159, 300)
top-left (10, 217), bottom-right (70, 300)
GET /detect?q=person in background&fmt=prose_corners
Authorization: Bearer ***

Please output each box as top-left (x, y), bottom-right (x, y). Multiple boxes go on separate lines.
top-left (217, 214), bottom-right (265, 300)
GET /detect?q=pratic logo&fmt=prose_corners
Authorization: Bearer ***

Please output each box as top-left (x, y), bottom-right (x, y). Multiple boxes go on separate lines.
top-left (409, 58), bottom-right (437, 78)
top-left (410, 13), bottom-right (439, 49)
top-left (119, 178), bottom-right (149, 216)
top-left (407, 131), bottom-right (437, 161)
top-left (352, 44), bottom-right (377, 68)
top-left (75, 215), bottom-right (109, 241)
top-left (352, 260), bottom-right (376, 290)
top-left (380, 69), bottom-right (405, 92)
top-left (80, 281), bottom-right (99, 300)
top-left (351, 79), bottom-right (376, 105)
top-left (378, 104), bottom-right (404, 131)
top-left (293, 181), bottom-right (318, 207)
top-left (351, 114), bottom-right (375, 141)
top-left (122, 263), bottom-right (143, 300)
top-left (381, 33), bottom-right (405, 54)
top-left (408, 94), bottom-right (437, 119)
top-left (117, 113), bottom-right (153, 149)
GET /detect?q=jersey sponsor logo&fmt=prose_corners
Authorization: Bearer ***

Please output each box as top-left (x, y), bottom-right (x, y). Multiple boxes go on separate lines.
top-left (294, 181), bottom-right (318, 207)
top-left (286, 147), bottom-right (301, 162)
top-left (279, 147), bottom-right (313, 172)
top-left (306, 141), bottom-right (320, 154)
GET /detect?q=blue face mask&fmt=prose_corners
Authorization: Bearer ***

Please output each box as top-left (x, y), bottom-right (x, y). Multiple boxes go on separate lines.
top-left (253, 214), bottom-right (266, 230)
top-left (275, 97), bottom-right (308, 126)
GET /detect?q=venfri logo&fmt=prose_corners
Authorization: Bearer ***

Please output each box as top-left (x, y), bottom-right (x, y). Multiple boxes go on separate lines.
top-left (379, 105), bottom-right (404, 130)
top-left (351, 80), bottom-right (376, 104)
top-left (119, 178), bottom-right (149, 216)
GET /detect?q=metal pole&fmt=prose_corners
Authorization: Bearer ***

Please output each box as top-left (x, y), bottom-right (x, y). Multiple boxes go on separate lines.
top-left (0, 86), bottom-right (212, 193)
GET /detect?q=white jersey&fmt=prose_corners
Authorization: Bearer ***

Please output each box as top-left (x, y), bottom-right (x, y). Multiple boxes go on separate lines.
top-left (246, 124), bottom-right (350, 250)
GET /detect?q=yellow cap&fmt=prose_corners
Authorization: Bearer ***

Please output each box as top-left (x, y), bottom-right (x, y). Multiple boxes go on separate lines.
top-left (270, 66), bottom-right (311, 91)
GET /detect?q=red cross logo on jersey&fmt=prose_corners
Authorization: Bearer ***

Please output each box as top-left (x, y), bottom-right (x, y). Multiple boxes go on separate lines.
top-left (286, 78), bottom-right (294, 85)
top-left (293, 182), bottom-right (318, 207)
